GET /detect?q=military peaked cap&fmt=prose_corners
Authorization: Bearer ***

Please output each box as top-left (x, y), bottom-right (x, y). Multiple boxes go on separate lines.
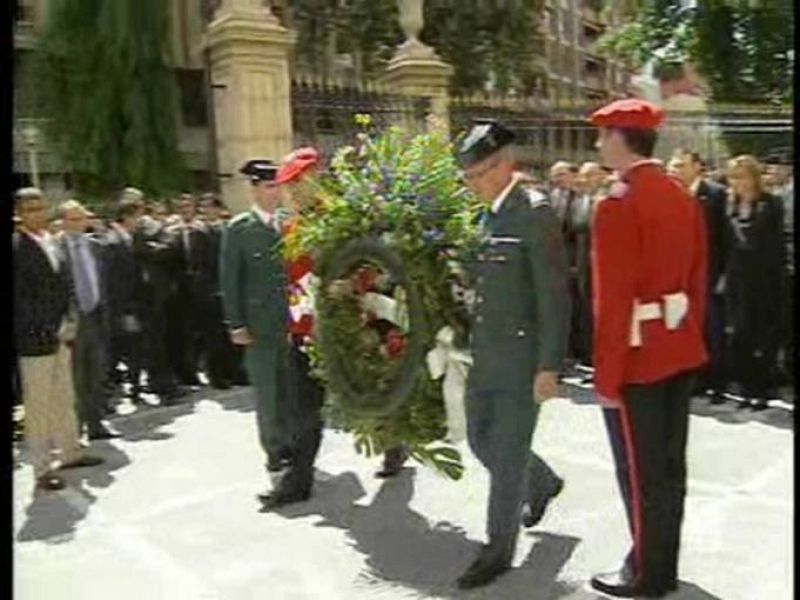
top-left (457, 119), bottom-right (516, 168)
top-left (240, 159), bottom-right (278, 184)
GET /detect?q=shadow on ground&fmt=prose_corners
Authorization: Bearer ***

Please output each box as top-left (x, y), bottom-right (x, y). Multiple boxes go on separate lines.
top-left (270, 469), bottom-right (587, 599)
top-left (562, 381), bottom-right (793, 431)
top-left (209, 386), bottom-right (256, 413)
top-left (687, 396), bottom-right (793, 431)
top-left (15, 441), bottom-right (130, 543)
top-left (110, 401), bottom-right (196, 442)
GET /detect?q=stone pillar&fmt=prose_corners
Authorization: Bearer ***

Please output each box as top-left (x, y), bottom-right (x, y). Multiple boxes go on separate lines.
top-left (379, 0), bottom-right (453, 133)
top-left (205, 0), bottom-right (296, 213)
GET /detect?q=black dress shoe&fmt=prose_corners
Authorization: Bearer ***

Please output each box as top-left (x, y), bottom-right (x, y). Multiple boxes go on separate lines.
top-left (708, 390), bottom-right (726, 405)
top-left (522, 476), bottom-right (564, 528)
top-left (88, 428), bottom-right (122, 440)
top-left (456, 547), bottom-right (511, 590)
top-left (36, 473), bottom-right (67, 491)
top-left (59, 455), bottom-right (105, 469)
top-left (590, 569), bottom-right (668, 598)
top-left (159, 388), bottom-right (191, 406)
top-left (210, 380), bottom-right (232, 390)
top-left (375, 446), bottom-right (409, 478)
top-left (258, 487), bottom-right (311, 510)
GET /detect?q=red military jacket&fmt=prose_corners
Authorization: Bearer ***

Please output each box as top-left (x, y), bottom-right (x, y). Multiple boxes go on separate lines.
top-left (591, 160), bottom-right (708, 404)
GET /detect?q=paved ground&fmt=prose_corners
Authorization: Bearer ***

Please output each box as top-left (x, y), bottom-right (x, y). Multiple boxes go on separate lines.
top-left (13, 383), bottom-right (793, 600)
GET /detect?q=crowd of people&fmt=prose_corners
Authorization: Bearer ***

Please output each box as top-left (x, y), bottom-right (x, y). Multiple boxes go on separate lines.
top-left (530, 149), bottom-right (794, 410)
top-left (12, 186), bottom-right (250, 489)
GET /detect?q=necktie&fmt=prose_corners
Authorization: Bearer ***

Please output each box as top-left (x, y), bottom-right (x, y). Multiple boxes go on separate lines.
top-left (72, 237), bottom-right (98, 313)
top-left (183, 226), bottom-right (191, 257)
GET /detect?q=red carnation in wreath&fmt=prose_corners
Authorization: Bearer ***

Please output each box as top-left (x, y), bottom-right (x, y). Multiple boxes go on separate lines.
top-left (385, 327), bottom-right (407, 359)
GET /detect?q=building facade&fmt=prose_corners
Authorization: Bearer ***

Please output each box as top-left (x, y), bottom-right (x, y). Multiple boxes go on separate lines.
top-left (540, 0), bottom-right (630, 103)
top-left (12, 0), bottom-right (631, 204)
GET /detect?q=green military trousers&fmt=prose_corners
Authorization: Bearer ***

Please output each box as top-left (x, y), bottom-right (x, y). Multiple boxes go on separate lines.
top-left (465, 378), bottom-right (561, 560)
top-left (244, 336), bottom-right (295, 466)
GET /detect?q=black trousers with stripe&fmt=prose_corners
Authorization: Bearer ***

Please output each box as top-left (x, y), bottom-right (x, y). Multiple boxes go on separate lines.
top-left (602, 370), bottom-right (696, 588)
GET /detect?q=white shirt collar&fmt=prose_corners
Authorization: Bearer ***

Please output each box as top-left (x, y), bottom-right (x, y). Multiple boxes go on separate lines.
top-left (24, 229), bottom-right (60, 271)
top-left (111, 223), bottom-right (133, 244)
top-left (689, 177), bottom-right (702, 196)
top-left (252, 205), bottom-right (279, 231)
top-left (490, 173), bottom-right (523, 214)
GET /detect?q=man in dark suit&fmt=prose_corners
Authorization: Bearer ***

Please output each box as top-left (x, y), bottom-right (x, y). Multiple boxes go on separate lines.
top-left (165, 193), bottom-right (208, 387)
top-left (14, 188), bottom-right (104, 492)
top-left (669, 148), bottom-right (728, 403)
top-left (548, 161), bottom-right (584, 369)
top-left (455, 122), bottom-right (570, 589)
top-left (548, 160), bottom-right (578, 224)
top-left (105, 197), bottom-right (147, 404)
top-left (198, 192), bottom-right (246, 388)
top-left (57, 200), bottom-right (120, 440)
top-left (132, 195), bottom-right (189, 404)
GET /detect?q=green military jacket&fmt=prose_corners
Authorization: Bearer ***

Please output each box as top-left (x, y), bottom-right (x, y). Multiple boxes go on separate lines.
top-left (219, 210), bottom-right (289, 341)
top-left (468, 182), bottom-right (570, 389)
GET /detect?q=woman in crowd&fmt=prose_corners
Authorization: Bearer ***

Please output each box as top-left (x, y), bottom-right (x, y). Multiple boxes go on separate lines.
top-left (722, 155), bottom-right (787, 410)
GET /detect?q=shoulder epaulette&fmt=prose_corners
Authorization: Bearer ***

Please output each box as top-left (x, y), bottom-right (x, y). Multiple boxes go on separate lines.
top-left (227, 212), bottom-right (253, 227)
top-left (525, 188), bottom-right (548, 209)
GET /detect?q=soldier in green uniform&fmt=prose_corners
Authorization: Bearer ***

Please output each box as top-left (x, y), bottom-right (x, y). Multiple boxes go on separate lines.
top-left (455, 120), bottom-right (570, 589)
top-left (220, 160), bottom-right (295, 497)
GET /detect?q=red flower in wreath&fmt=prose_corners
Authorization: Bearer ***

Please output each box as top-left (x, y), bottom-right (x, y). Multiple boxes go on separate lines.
top-left (385, 327), bottom-right (407, 359)
top-left (352, 266), bottom-right (380, 295)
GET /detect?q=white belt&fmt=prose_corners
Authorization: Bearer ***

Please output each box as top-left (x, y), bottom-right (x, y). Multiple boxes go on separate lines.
top-left (629, 292), bottom-right (689, 348)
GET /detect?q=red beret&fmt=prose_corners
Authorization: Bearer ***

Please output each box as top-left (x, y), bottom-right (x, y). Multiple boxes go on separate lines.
top-left (588, 98), bottom-right (664, 130)
top-left (276, 147), bottom-right (320, 185)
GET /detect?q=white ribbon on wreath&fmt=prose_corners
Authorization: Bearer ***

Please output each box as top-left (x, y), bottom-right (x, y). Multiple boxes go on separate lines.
top-left (426, 326), bottom-right (472, 443)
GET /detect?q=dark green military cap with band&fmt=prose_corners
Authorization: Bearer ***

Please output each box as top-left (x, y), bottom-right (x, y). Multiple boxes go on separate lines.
top-left (457, 119), bottom-right (516, 168)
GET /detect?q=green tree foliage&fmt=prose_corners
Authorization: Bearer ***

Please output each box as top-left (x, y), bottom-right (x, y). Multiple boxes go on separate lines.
top-left (423, 0), bottom-right (546, 93)
top-left (595, 0), bottom-right (794, 104)
top-left (288, 0), bottom-right (545, 93)
top-left (37, 0), bottom-right (186, 201)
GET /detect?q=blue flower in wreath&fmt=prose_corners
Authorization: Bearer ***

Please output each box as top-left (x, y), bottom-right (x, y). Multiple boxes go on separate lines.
top-left (418, 193), bottom-right (435, 206)
top-left (380, 167), bottom-right (395, 188)
top-left (422, 228), bottom-right (445, 245)
top-left (344, 190), bottom-right (361, 205)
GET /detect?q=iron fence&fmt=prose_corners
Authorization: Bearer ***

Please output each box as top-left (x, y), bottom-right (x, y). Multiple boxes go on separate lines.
top-left (291, 75), bottom-right (430, 163)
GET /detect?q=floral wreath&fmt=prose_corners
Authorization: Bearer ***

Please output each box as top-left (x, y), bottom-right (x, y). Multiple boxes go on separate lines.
top-left (284, 115), bottom-right (484, 479)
